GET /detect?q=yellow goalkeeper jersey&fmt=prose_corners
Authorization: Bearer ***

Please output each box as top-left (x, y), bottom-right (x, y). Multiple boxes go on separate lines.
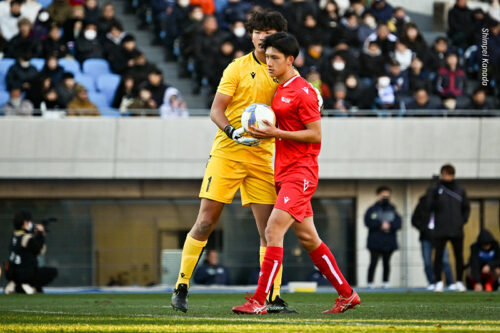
top-left (210, 52), bottom-right (278, 166)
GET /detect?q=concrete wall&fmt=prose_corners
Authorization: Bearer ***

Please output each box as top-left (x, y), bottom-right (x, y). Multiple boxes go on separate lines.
top-left (0, 118), bottom-right (499, 180)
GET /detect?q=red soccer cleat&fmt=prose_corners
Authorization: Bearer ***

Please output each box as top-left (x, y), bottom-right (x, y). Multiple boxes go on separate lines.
top-left (323, 290), bottom-right (361, 313)
top-left (232, 296), bottom-right (268, 315)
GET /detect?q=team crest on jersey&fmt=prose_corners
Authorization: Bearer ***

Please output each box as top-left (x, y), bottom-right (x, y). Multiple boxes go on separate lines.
top-left (302, 87), bottom-right (309, 94)
top-left (284, 196), bottom-right (290, 204)
top-left (304, 179), bottom-right (309, 192)
top-left (251, 72), bottom-right (256, 79)
top-left (281, 96), bottom-right (291, 103)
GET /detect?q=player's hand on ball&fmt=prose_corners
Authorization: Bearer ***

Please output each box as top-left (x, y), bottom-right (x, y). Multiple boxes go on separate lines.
top-left (224, 125), bottom-right (260, 146)
top-left (248, 120), bottom-right (278, 139)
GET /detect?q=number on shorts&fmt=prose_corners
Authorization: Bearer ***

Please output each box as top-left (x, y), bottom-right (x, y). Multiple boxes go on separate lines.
top-left (206, 176), bottom-right (212, 192)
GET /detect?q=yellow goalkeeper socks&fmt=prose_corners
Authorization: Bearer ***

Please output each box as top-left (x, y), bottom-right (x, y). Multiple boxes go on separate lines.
top-left (175, 235), bottom-right (207, 288)
top-left (260, 246), bottom-right (282, 301)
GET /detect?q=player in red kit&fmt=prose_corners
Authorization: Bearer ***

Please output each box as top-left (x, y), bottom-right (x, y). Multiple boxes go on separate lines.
top-left (232, 32), bottom-right (360, 315)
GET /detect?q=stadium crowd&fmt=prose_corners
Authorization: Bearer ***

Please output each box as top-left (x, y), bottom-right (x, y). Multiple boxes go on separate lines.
top-left (0, 0), bottom-right (499, 116)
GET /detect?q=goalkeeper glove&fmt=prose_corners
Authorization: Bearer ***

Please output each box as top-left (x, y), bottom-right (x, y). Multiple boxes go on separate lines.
top-left (224, 125), bottom-right (260, 147)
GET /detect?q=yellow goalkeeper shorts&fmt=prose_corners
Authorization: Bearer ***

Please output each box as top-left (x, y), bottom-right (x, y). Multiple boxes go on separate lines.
top-left (199, 155), bottom-right (276, 206)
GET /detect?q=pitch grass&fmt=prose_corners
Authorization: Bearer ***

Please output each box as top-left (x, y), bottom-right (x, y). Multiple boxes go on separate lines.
top-left (0, 292), bottom-right (499, 332)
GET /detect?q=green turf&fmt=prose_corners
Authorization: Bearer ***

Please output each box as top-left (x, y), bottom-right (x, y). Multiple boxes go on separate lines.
top-left (0, 292), bottom-right (499, 332)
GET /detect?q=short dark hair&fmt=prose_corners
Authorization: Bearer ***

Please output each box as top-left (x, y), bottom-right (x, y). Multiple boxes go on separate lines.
top-left (262, 32), bottom-right (299, 59)
top-left (376, 186), bottom-right (391, 194)
top-left (440, 164), bottom-right (455, 176)
top-left (13, 211), bottom-right (32, 229)
top-left (245, 9), bottom-right (287, 33)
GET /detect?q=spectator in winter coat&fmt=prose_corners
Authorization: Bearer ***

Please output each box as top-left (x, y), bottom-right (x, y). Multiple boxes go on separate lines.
top-left (364, 186), bottom-right (402, 289)
top-left (425, 164), bottom-right (470, 292)
top-left (194, 250), bottom-right (231, 285)
top-left (2, 87), bottom-right (34, 116)
top-left (6, 54), bottom-right (39, 92)
top-left (399, 22), bottom-right (429, 65)
top-left (75, 22), bottom-right (104, 63)
top-left (56, 73), bottom-right (77, 107)
top-left (5, 18), bottom-right (43, 59)
top-left (360, 41), bottom-right (386, 81)
top-left (435, 51), bottom-right (466, 98)
top-left (364, 23), bottom-right (398, 61)
top-left (368, 0), bottom-right (394, 24)
top-left (0, 0), bottom-right (24, 41)
top-left (47, 0), bottom-right (73, 26)
top-left (67, 84), bottom-right (99, 116)
top-left (412, 193), bottom-right (454, 290)
top-left (43, 25), bottom-right (68, 58)
top-left (467, 88), bottom-right (496, 111)
top-left (427, 36), bottom-right (449, 72)
top-left (448, 0), bottom-right (473, 49)
top-left (466, 230), bottom-right (500, 291)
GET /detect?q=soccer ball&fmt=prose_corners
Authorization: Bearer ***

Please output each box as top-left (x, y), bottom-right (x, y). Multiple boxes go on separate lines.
top-left (241, 103), bottom-right (275, 133)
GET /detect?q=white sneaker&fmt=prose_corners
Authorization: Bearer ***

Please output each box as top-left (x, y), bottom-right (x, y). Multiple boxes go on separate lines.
top-left (4, 281), bottom-right (16, 294)
top-left (455, 281), bottom-right (466, 292)
top-left (426, 283), bottom-right (436, 291)
top-left (382, 282), bottom-right (389, 289)
top-left (448, 283), bottom-right (457, 291)
top-left (367, 283), bottom-right (375, 290)
top-left (21, 284), bottom-right (35, 295)
top-left (434, 281), bottom-right (444, 292)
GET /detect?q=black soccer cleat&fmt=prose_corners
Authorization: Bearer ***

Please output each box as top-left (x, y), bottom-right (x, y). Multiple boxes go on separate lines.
top-left (266, 295), bottom-right (298, 314)
top-left (171, 283), bottom-right (188, 312)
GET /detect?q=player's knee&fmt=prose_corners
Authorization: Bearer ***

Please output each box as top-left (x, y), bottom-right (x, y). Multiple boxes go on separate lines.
top-left (264, 224), bottom-right (282, 245)
top-left (192, 218), bottom-right (216, 237)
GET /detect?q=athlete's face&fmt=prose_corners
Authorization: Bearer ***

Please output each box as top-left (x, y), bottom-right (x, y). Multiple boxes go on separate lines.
top-left (252, 29), bottom-right (277, 53)
top-left (265, 47), bottom-right (293, 78)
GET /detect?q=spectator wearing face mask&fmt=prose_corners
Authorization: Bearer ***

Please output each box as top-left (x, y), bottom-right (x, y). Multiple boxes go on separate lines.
top-left (6, 54), bottom-right (39, 92)
top-left (364, 186), bottom-right (402, 289)
top-left (374, 75), bottom-right (396, 109)
top-left (2, 87), bottom-right (34, 116)
top-left (33, 10), bottom-right (52, 41)
top-left (321, 53), bottom-right (351, 88)
top-left (0, 0), bottom-right (23, 41)
top-left (228, 20), bottom-right (252, 53)
top-left (358, 12), bottom-right (377, 46)
top-left (75, 22), bottom-right (104, 63)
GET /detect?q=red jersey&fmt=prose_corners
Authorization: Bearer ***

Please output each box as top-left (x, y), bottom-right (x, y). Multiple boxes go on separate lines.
top-left (272, 75), bottom-right (321, 183)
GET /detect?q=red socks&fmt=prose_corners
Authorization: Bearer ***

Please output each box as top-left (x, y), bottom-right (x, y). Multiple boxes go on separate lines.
top-left (309, 242), bottom-right (352, 298)
top-left (252, 246), bottom-right (283, 305)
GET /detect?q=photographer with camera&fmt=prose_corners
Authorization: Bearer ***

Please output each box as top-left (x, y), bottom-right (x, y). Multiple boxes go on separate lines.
top-left (4, 211), bottom-right (58, 294)
top-left (425, 164), bottom-right (470, 292)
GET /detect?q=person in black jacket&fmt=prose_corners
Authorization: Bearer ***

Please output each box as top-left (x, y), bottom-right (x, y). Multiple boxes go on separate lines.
top-left (466, 229), bottom-right (500, 291)
top-left (364, 186), bottom-right (402, 289)
top-left (447, 0), bottom-right (473, 49)
top-left (4, 211), bottom-right (58, 294)
top-left (412, 194), bottom-right (454, 290)
top-left (193, 249), bottom-right (231, 285)
top-left (425, 164), bottom-right (470, 292)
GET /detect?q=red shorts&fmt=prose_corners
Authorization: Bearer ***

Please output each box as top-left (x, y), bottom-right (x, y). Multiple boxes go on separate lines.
top-left (274, 179), bottom-right (317, 222)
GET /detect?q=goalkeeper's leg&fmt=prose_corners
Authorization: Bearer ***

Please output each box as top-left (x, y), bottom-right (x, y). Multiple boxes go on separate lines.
top-left (171, 199), bottom-right (224, 312)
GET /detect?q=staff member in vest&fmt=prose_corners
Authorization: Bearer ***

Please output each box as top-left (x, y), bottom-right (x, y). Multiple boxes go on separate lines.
top-left (4, 211), bottom-right (58, 294)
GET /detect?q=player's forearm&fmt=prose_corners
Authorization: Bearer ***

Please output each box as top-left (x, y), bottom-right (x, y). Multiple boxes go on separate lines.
top-left (210, 93), bottom-right (232, 130)
top-left (275, 128), bottom-right (321, 143)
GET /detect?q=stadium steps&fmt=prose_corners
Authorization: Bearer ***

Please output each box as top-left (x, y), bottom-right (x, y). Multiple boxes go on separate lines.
top-left (112, 0), bottom-right (208, 110)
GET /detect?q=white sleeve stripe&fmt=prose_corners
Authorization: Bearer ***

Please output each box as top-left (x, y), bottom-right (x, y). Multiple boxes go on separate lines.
top-left (322, 254), bottom-right (343, 285)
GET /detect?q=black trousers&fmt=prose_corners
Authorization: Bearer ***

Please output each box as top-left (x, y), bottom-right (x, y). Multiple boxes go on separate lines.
top-left (367, 250), bottom-right (393, 283)
top-left (434, 237), bottom-right (463, 283)
top-left (14, 267), bottom-right (58, 291)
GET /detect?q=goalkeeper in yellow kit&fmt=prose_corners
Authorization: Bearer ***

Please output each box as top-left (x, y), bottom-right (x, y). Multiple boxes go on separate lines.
top-left (171, 9), bottom-right (295, 313)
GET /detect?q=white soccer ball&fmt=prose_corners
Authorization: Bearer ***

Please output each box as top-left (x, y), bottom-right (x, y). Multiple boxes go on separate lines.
top-left (241, 103), bottom-right (275, 133)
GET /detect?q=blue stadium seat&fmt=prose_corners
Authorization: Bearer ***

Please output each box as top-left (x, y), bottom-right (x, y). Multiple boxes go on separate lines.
top-left (82, 59), bottom-right (111, 79)
top-left (30, 58), bottom-right (45, 71)
top-left (96, 73), bottom-right (121, 106)
top-left (0, 58), bottom-right (15, 76)
top-left (88, 91), bottom-right (108, 110)
top-left (75, 74), bottom-right (96, 92)
top-left (39, 0), bottom-right (53, 8)
top-left (59, 58), bottom-right (81, 76)
top-left (99, 107), bottom-right (121, 117)
top-left (0, 90), bottom-right (9, 109)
